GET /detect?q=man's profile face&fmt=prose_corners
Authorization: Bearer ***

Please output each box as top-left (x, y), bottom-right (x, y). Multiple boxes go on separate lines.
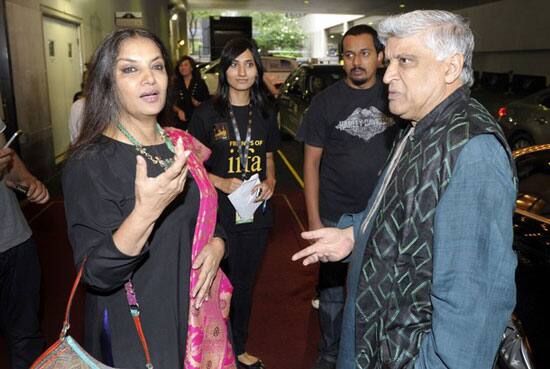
top-left (383, 33), bottom-right (449, 122)
top-left (342, 33), bottom-right (383, 89)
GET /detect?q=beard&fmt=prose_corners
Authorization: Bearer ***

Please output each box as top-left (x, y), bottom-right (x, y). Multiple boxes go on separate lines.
top-left (349, 67), bottom-right (369, 86)
top-left (350, 76), bottom-right (369, 86)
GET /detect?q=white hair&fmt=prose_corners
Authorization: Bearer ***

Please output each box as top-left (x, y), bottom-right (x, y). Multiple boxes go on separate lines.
top-left (378, 10), bottom-right (475, 87)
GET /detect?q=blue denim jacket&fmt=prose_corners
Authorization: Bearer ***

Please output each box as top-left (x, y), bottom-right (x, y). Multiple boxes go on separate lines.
top-left (337, 134), bottom-right (517, 369)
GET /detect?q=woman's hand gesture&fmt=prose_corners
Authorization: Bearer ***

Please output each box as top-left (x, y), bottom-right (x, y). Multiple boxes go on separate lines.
top-left (133, 138), bottom-right (190, 221)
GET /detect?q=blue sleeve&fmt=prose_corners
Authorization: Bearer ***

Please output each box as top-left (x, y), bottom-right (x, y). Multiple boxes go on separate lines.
top-left (414, 134), bottom-right (517, 369)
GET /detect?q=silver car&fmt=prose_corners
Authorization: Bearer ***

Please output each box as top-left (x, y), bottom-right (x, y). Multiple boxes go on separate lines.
top-left (499, 87), bottom-right (550, 149)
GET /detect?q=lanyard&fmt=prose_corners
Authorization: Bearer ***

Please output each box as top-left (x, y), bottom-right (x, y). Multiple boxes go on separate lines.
top-left (228, 105), bottom-right (253, 180)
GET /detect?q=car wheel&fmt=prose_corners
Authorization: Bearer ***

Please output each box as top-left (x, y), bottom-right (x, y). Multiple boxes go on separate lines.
top-left (510, 132), bottom-right (535, 150)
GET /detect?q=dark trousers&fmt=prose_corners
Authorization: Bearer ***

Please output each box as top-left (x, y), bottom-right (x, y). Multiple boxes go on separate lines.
top-left (0, 238), bottom-right (45, 369)
top-left (317, 219), bottom-right (348, 363)
top-left (223, 229), bottom-right (269, 356)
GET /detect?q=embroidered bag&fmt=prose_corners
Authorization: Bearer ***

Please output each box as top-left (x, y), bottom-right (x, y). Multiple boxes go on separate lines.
top-left (30, 262), bottom-right (153, 369)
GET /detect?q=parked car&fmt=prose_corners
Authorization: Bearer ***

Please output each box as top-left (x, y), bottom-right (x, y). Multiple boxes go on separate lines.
top-left (277, 64), bottom-right (345, 138)
top-left (512, 144), bottom-right (550, 368)
top-left (199, 56), bottom-right (298, 95)
top-left (498, 87), bottom-right (550, 149)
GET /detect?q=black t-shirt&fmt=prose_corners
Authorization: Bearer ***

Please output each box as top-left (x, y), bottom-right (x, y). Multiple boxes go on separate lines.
top-left (297, 79), bottom-right (400, 222)
top-left (189, 99), bottom-right (280, 232)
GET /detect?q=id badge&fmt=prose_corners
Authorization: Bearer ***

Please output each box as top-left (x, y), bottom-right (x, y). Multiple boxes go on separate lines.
top-left (235, 211), bottom-right (254, 224)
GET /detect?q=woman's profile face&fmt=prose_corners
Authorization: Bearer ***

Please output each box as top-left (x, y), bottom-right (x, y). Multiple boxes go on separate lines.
top-left (225, 49), bottom-right (258, 93)
top-left (114, 36), bottom-right (167, 122)
top-left (178, 60), bottom-right (193, 77)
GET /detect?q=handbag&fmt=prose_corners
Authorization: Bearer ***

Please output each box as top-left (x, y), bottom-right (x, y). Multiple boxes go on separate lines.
top-left (30, 262), bottom-right (153, 369)
top-left (493, 315), bottom-right (536, 369)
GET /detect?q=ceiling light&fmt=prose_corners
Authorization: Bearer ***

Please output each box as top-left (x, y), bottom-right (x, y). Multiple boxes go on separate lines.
top-left (330, 35), bottom-right (335, 39)
top-left (171, 13), bottom-right (178, 21)
top-left (399, 4), bottom-right (406, 8)
top-left (304, 0), bottom-right (309, 4)
top-left (368, 22), bottom-right (373, 25)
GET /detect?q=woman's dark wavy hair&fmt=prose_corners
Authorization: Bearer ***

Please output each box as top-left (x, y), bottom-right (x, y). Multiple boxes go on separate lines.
top-left (174, 55), bottom-right (201, 82)
top-left (213, 38), bottom-right (272, 118)
top-left (69, 28), bottom-right (172, 157)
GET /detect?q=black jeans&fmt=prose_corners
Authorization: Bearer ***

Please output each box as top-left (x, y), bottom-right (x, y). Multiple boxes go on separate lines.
top-left (317, 219), bottom-right (347, 363)
top-left (223, 229), bottom-right (269, 356)
top-left (0, 238), bottom-right (45, 369)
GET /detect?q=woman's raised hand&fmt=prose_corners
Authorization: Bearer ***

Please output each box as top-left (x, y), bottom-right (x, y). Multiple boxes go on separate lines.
top-left (134, 137), bottom-right (190, 221)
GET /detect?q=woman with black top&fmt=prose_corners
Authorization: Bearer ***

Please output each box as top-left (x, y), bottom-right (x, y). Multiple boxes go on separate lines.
top-left (62, 29), bottom-right (226, 368)
top-left (172, 55), bottom-right (210, 130)
top-left (189, 38), bottom-right (280, 369)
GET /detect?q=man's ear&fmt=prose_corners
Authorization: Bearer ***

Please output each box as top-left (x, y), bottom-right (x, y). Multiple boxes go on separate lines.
top-left (444, 53), bottom-right (464, 84)
top-left (377, 51), bottom-right (384, 67)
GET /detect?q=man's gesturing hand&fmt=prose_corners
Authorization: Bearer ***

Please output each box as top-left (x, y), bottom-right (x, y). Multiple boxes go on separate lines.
top-left (291, 227), bottom-right (355, 265)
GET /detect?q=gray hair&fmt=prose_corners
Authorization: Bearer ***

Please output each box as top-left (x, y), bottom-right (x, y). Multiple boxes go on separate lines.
top-left (378, 10), bottom-right (474, 87)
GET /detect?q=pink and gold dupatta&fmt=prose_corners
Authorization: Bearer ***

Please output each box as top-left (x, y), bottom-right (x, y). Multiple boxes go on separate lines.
top-left (165, 127), bottom-right (236, 369)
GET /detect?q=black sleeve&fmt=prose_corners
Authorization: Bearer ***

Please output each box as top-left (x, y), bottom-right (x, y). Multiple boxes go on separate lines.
top-left (266, 110), bottom-right (281, 152)
top-left (188, 108), bottom-right (210, 147)
top-left (62, 157), bottom-right (147, 292)
top-left (195, 78), bottom-right (210, 102)
top-left (295, 95), bottom-right (328, 148)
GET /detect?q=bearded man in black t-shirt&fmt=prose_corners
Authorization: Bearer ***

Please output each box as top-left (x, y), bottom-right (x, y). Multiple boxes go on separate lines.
top-left (296, 25), bottom-right (400, 369)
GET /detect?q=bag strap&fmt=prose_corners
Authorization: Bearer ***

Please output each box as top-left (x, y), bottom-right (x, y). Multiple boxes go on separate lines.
top-left (124, 281), bottom-right (154, 369)
top-left (60, 259), bottom-right (154, 369)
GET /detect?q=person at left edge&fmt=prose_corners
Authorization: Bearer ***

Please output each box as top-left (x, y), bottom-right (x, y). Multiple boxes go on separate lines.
top-left (189, 38), bottom-right (280, 369)
top-left (1, 118), bottom-right (49, 369)
top-left (62, 28), bottom-right (226, 368)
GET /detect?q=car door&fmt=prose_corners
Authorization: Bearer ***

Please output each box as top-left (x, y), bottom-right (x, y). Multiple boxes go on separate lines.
top-left (533, 92), bottom-right (550, 144)
top-left (513, 148), bottom-right (550, 367)
top-left (286, 67), bottom-right (309, 137)
top-left (278, 68), bottom-right (300, 135)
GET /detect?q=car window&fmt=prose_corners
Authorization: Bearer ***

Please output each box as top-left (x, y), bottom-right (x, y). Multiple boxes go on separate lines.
top-left (515, 150), bottom-right (550, 219)
top-left (288, 68), bottom-right (306, 95)
top-left (539, 94), bottom-right (550, 109)
top-left (308, 70), bottom-right (345, 96)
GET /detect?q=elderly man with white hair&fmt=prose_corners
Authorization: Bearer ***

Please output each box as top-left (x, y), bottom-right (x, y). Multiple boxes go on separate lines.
top-left (293, 10), bottom-right (517, 369)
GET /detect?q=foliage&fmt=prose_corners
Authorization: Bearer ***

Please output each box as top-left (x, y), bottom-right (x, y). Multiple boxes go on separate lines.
top-left (188, 10), bottom-right (305, 56)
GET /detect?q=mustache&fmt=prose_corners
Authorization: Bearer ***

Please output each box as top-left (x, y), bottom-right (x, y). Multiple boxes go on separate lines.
top-left (351, 67), bottom-right (366, 73)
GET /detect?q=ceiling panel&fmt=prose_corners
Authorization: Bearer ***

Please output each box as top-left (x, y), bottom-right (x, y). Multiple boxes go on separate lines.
top-left (186, 0), bottom-right (498, 15)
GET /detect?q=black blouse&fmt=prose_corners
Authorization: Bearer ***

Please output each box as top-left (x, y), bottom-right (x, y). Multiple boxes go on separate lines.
top-left (62, 136), bottom-right (197, 368)
top-left (172, 76), bottom-right (210, 128)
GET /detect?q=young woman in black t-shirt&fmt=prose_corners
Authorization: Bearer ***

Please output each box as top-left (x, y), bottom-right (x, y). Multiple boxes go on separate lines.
top-left (189, 38), bottom-right (280, 369)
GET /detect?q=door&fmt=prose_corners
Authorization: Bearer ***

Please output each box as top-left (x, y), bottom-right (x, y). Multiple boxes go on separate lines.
top-left (42, 16), bottom-right (81, 162)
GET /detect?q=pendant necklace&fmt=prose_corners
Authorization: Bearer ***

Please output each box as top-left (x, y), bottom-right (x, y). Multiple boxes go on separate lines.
top-left (116, 122), bottom-right (176, 171)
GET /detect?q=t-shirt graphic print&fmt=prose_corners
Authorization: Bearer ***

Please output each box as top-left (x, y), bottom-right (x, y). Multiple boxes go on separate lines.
top-left (335, 106), bottom-right (395, 142)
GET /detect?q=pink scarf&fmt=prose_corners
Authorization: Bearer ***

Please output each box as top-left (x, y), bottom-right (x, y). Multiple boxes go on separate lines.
top-left (165, 128), bottom-right (236, 369)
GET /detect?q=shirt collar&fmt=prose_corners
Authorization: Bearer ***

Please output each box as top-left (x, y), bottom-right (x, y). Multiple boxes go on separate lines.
top-left (413, 85), bottom-right (470, 138)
